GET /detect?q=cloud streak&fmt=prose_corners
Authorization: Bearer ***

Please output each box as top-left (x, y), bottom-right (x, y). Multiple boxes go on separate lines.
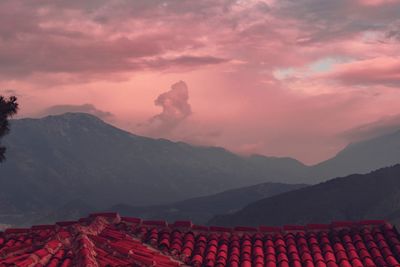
top-left (322, 57), bottom-right (400, 87)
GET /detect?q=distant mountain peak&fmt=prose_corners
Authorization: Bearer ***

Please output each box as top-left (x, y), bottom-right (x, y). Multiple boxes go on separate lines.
top-left (343, 127), bottom-right (400, 149)
top-left (41, 112), bottom-right (105, 122)
top-left (12, 112), bottom-right (106, 126)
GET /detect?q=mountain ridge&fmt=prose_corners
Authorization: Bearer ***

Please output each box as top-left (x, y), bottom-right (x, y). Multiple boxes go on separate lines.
top-left (308, 129), bottom-right (400, 182)
top-left (0, 112), bottom-right (308, 225)
top-left (209, 164), bottom-right (400, 226)
top-left (109, 181), bottom-right (307, 225)
top-left (1, 112), bottom-right (399, 226)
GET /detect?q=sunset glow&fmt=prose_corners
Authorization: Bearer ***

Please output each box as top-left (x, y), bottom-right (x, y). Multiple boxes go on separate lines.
top-left (1, 0), bottom-right (400, 164)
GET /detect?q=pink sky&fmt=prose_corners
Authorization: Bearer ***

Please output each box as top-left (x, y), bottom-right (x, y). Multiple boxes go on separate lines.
top-left (1, 0), bottom-right (400, 164)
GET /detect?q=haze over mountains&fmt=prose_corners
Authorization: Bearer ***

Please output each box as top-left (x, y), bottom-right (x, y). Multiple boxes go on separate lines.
top-left (308, 130), bottom-right (400, 183)
top-left (111, 182), bottom-right (306, 225)
top-left (0, 113), bottom-right (308, 224)
top-left (210, 164), bottom-right (400, 227)
top-left (0, 112), bottom-right (399, 226)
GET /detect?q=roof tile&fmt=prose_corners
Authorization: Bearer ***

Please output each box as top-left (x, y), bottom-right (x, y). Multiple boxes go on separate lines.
top-left (0, 213), bottom-right (398, 267)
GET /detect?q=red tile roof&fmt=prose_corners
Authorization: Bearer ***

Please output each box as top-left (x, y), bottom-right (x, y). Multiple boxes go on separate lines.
top-left (0, 213), bottom-right (399, 267)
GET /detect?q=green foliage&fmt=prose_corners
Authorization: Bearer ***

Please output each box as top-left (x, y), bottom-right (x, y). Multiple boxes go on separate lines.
top-left (0, 95), bottom-right (18, 162)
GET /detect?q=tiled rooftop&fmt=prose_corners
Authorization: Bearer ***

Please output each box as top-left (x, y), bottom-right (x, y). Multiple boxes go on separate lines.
top-left (0, 213), bottom-right (399, 267)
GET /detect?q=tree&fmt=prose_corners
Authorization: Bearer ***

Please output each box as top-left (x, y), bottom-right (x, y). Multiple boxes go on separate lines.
top-left (0, 96), bottom-right (18, 162)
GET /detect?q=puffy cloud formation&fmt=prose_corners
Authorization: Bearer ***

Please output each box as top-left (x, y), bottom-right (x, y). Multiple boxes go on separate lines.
top-left (143, 81), bottom-right (192, 136)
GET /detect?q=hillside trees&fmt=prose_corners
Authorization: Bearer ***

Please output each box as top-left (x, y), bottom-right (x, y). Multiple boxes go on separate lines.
top-left (0, 95), bottom-right (18, 162)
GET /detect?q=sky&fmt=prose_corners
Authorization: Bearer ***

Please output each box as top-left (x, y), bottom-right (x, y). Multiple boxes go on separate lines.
top-left (1, 0), bottom-right (400, 165)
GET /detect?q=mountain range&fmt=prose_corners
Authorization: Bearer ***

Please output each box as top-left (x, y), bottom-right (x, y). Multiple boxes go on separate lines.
top-left (0, 113), bottom-right (308, 224)
top-left (110, 182), bottom-right (306, 224)
top-left (0, 112), bottom-right (399, 225)
top-left (308, 130), bottom-right (400, 183)
top-left (210, 164), bottom-right (400, 226)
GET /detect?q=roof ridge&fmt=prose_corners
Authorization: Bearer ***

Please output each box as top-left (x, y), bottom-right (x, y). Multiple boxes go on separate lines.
top-left (0, 212), bottom-right (396, 267)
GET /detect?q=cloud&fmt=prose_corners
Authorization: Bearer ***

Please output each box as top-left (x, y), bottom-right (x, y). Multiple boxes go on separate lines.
top-left (0, 89), bottom-right (19, 96)
top-left (143, 81), bottom-right (192, 136)
top-left (40, 104), bottom-right (114, 120)
top-left (0, 1), bottom-right (230, 82)
top-left (0, 34), bottom-right (224, 79)
top-left (322, 57), bottom-right (400, 87)
top-left (340, 114), bottom-right (400, 142)
top-left (1, 0), bottom-right (398, 84)
top-left (179, 130), bottom-right (222, 147)
top-left (2, 0), bottom-right (400, 165)
top-left (160, 56), bottom-right (229, 67)
top-left (358, 0), bottom-right (399, 6)
top-left (277, 0), bottom-right (400, 43)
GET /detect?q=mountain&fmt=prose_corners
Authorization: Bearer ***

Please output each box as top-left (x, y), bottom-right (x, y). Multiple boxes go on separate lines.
top-left (306, 129), bottom-right (400, 183)
top-left (0, 113), bottom-right (307, 224)
top-left (111, 182), bottom-right (307, 224)
top-left (2, 112), bottom-right (400, 226)
top-left (209, 164), bottom-right (400, 227)
top-left (33, 199), bottom-right (96, 225)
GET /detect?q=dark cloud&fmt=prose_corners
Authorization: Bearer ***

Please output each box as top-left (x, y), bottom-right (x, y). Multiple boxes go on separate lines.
top-left (278, 0), bottom-right (400, 43)
top-left (169, 56), bottom-right (228, 66)
top-left (30, 0), bottom-right (110, 11)
top-left (386, 20), bottom-right (400, 40)
top-left (40, 104), bottom-right (113, 120)
top-left (144, 56), bottom-right (229, 71)
top-left (2, 0), bottom-right (398, 84)
top-left (0, 0), bottom-right (229, 82)
top-left (0, 34), bottom-right (196, 77)
top-left (144, 81), bottom-right (192, 135)
top-left (340, 114), bottom-right (400, 142)
top-left (32, 0), bottom-right (236, 17)
top-left (0, 36), bottom-right (226, 80)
